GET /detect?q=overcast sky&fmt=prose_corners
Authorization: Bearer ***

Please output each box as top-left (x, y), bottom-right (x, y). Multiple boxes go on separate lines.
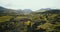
top-left (0, 0), bottom-right (60, 11)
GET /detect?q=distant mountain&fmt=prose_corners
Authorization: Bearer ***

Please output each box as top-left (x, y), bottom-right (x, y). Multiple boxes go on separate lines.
top-left (23, 9), bottom-right (32, 14)
top-left (40, 8), bottom-right (51, 10)
top-left (0, 6), bottom-right (32, 15)
top-left (45, 9), bottom-right (60, 14)
top-left (0, 6), bottom-right (5, 12)
top-left (32, 8), bottom-right (60, 14)
top-left (34, 8), bottom-right (51, 12)
top-left (0, 6), bottom-right (6, 15)
top-left (0, 6), bottom-right (60, 15)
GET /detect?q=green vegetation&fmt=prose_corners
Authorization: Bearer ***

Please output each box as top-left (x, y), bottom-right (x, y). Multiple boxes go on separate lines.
top-left (0, 9), bottom-right (60, 32)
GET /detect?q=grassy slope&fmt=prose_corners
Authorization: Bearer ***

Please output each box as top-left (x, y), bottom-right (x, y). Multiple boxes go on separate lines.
top-left (0, 13), bottom-right (60, 32)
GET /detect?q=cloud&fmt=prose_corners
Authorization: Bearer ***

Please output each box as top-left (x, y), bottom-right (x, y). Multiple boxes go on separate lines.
top-left (0, 0), bottom-right (60, 11)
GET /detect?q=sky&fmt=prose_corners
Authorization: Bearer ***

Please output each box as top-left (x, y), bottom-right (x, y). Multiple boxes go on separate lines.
top-left (0, 0), bottom-right (60, 11)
